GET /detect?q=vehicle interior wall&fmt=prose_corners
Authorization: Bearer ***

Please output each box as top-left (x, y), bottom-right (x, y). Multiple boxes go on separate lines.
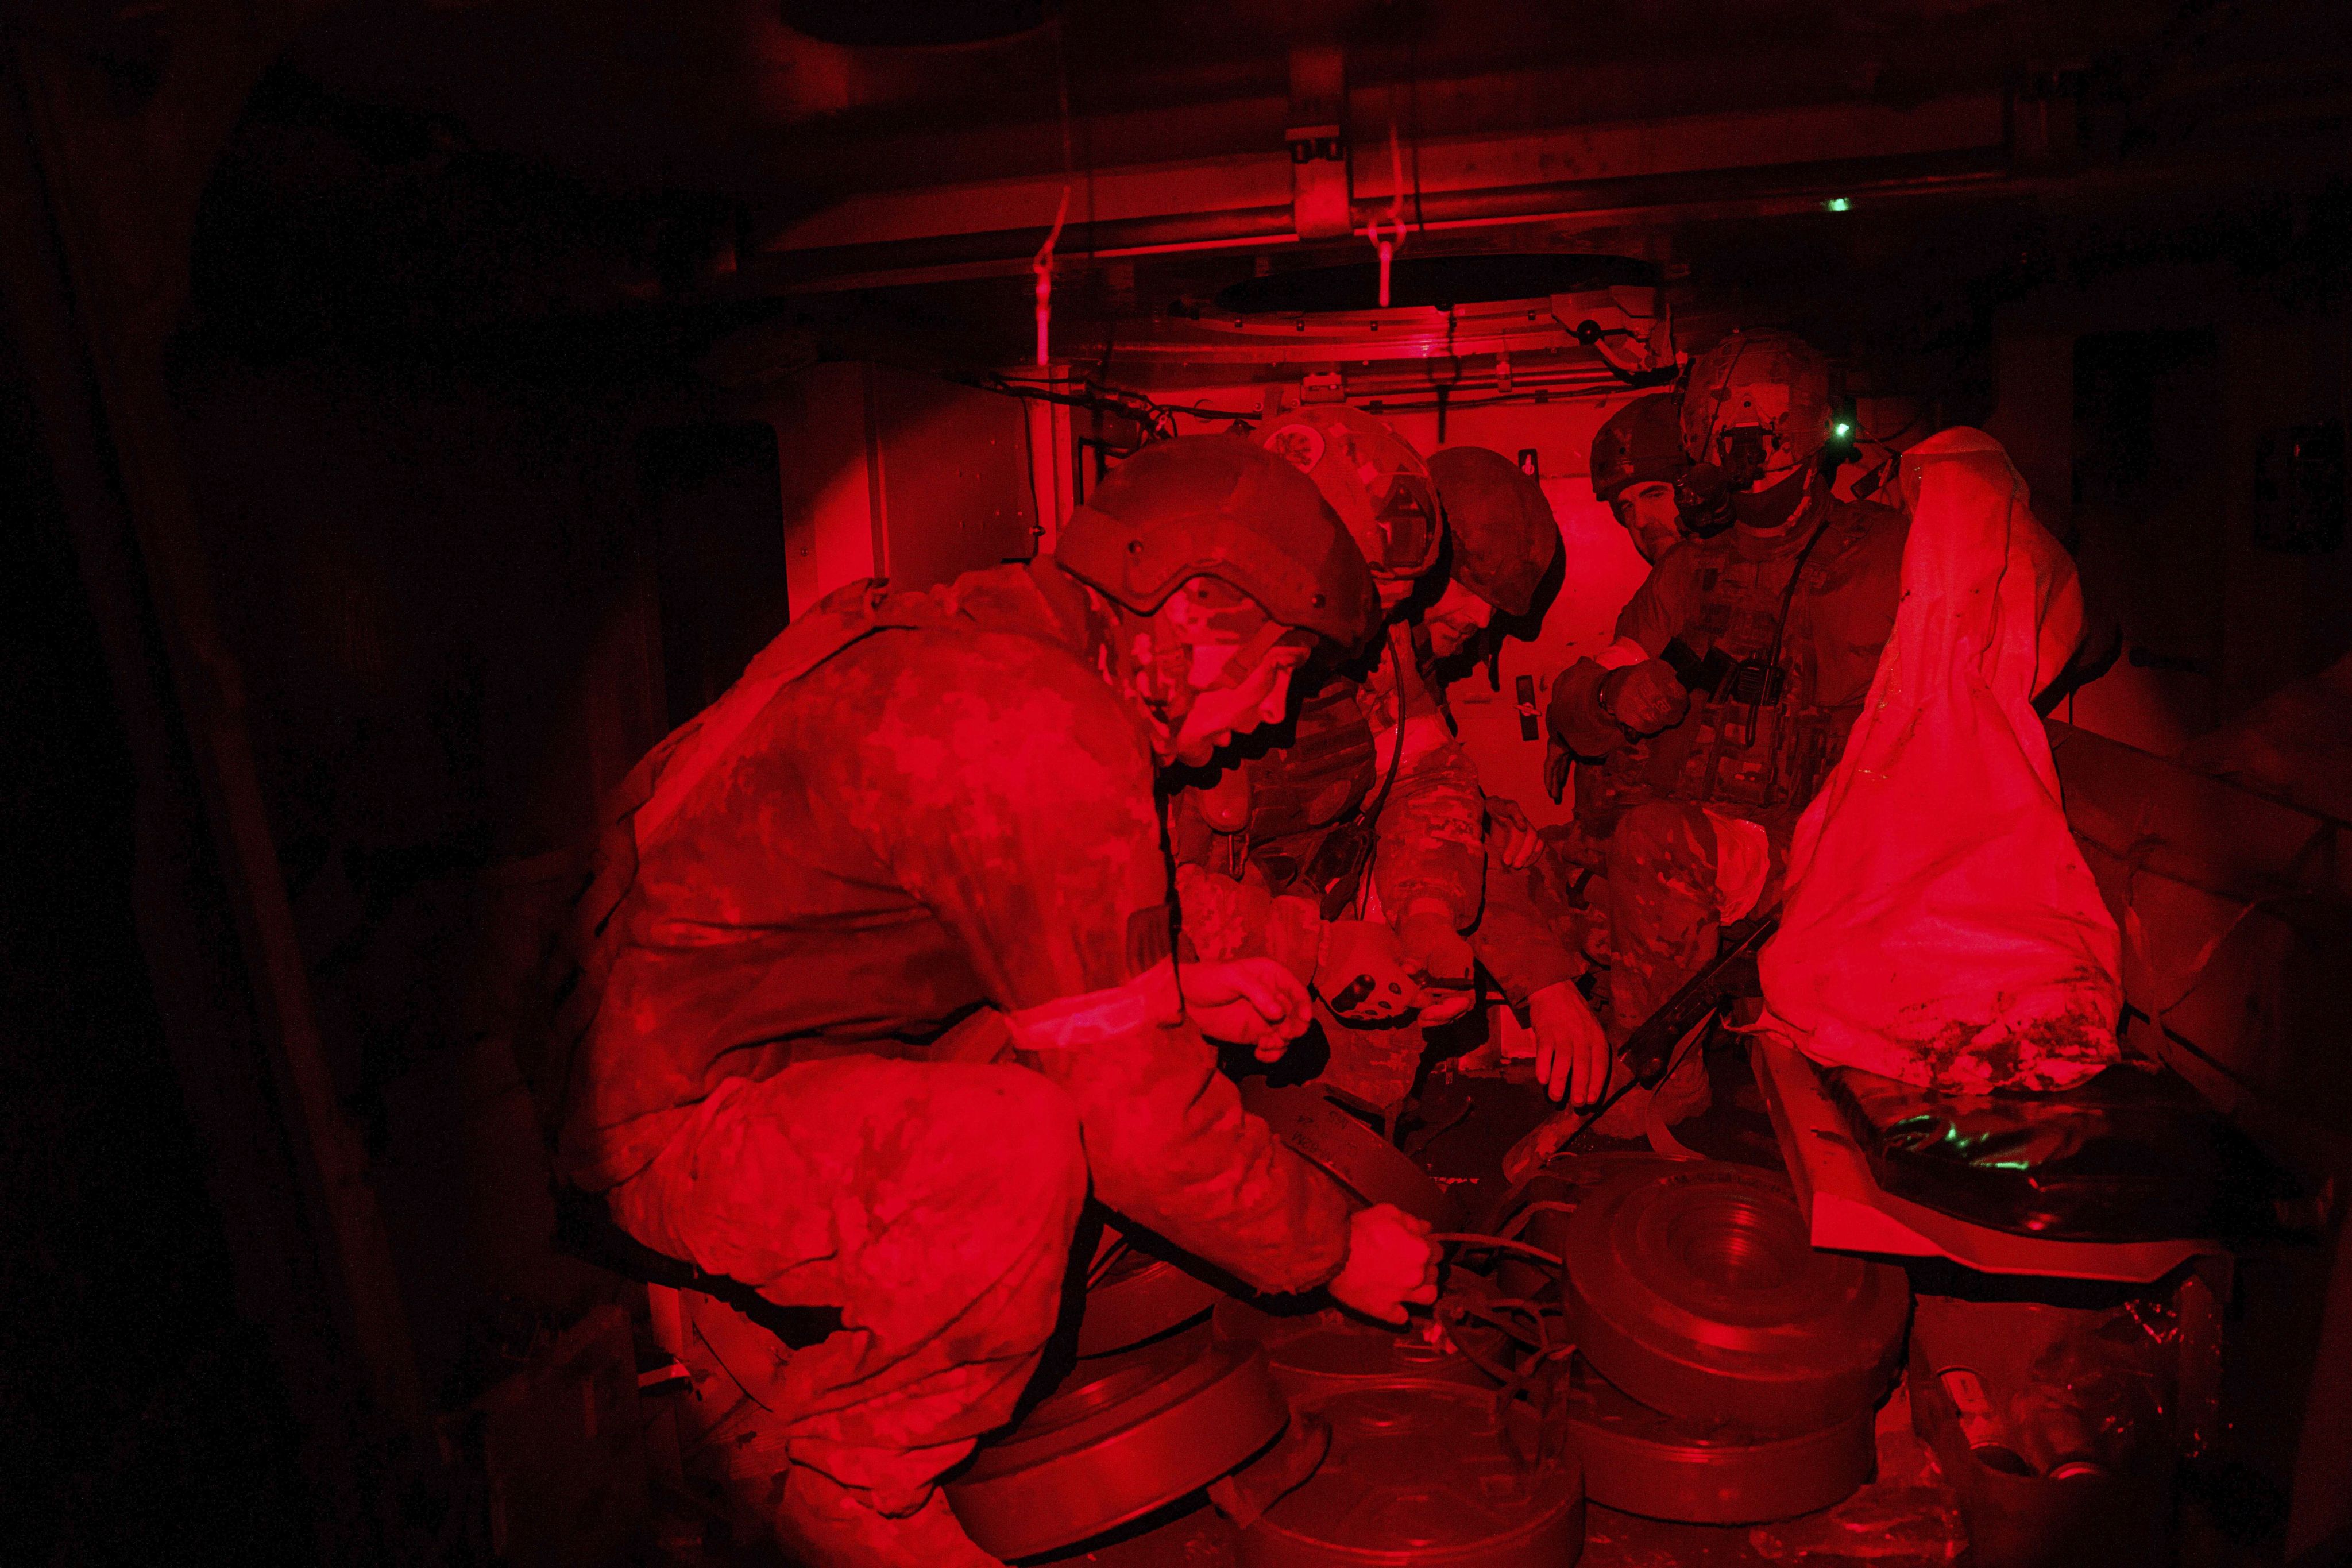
top-left (159, 349), bottom-right (805, 1403)
top-left (1994, 288), bottom-right (2352, 761)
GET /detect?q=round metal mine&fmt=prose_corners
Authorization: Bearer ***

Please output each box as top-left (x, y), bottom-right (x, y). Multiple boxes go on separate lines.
top-left (947, 1328), bottom-right (1288, 1560)
top-left (1563, 1354), bottom-right (1876, 1524)
top-left (1561, 1163), bottom-right (1909, 1430)
top-left (1212, 1292), bottom-right (1504, 1400)
top-left (1076, 1243), bottom-right (1226, 1357)
top-left (1238, 1380), bottom-right (1584, 1567)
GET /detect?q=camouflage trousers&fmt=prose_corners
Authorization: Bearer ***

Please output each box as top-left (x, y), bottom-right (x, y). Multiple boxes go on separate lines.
top-left (1588, 801), bottom-right (1789, 1137)
top-left (608, 1056), bottom-right (1086, 1520)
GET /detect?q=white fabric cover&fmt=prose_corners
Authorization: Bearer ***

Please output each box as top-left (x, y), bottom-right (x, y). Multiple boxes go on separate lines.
top-left (1757, 428), bottom-right (2121, 1092)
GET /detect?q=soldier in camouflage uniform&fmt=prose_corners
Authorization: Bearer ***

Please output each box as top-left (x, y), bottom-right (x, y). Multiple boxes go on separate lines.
top-left (554, 437), bottom-right (1440, 1567)
top-left (1171, 407), bottom-right (1482, 1119)
top-left (1544, 331), bottom-right (1909, 1133)
top-left (1175, 417), bottom-right (1601, 1119)
top-left (1589, 392), bottom-right (1693, 566)
top-left (1420, 446), bottom-right (1611, 1110)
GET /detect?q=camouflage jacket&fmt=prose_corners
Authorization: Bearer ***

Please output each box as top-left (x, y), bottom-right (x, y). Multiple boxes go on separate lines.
top-left (553, 561), bottom-right (1350, 1295)
top-left (1171, 627), bottom-right (1485, 921)
top-left (1175, 625), bottom-right (1578, 1007)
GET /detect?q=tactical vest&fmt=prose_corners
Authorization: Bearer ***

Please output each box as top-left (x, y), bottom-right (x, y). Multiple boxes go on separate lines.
top-left (1579, 505), bottom-right (1880, 836)
top-left (1193, 675), bottom-right (1382, 917)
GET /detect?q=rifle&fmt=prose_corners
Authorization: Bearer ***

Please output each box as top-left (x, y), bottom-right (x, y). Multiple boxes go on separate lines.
top-left (1497, 913), bottom-right (1778, 1188)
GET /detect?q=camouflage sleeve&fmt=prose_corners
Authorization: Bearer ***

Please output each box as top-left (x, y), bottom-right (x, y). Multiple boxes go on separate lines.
top-left (1174, 863), bottom-right (1270, 963)
top-left (1166, 783), bottom-right (1218, 876)
top-left (1613, 547), bottom-right (1698, 654)
top-left (1018, 1005), bottom-right (1351, 1294)
top-left (1548, 552), bottom-right (1701, 758)
top-left (1358, 643), bottom-right (1486, 929)
top-left (1471, 836), bottom-right (1584, 1007)
top-left (1174, 865), bottom-right (1322, 988)
top-left (848, 634), bottom-right (1351, 1293)
top-left (847, 639), bottom-right (1173, 1002)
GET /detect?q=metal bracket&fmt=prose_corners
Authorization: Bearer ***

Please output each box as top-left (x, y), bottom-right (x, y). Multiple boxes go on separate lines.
top-left (1287, 47), bottom-right (1351, 240)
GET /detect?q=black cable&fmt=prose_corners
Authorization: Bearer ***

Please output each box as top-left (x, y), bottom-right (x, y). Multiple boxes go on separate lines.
top-left (957, 371), bottom-right (1254, 441)
top-left (1348, 625), bottom-right (1413, 920)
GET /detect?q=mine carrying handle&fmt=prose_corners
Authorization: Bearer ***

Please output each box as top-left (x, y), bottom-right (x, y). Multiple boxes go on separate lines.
top-left (1619, 912), bottom-right (1779, 1087)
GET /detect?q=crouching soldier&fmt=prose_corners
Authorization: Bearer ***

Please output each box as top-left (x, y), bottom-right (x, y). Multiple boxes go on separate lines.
top-left (552, 437), bottom-right (1442, 1567)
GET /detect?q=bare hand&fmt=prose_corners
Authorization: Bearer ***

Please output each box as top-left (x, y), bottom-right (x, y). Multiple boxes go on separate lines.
top-left (1175, 957), bottom-right (1312, 1063)
top-left (1602, 659), bottom-right (1689, 736)
top-left (1488, 798), bottom-right (1542, 871)
top-left (1327, 1203), bottom-right (1440, 1326)
top-left (1528, 980), bottom-right (1611, 1109)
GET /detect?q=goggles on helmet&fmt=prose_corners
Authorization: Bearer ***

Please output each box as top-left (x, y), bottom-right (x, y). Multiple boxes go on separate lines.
top-left (1368, 470), bottom-right (1441, 582)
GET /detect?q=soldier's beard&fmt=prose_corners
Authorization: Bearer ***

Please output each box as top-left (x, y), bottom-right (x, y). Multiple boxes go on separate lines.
top-left (1169, 651), bottom-right (1304, 766)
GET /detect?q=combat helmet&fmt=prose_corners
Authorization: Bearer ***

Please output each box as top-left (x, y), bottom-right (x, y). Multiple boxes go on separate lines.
top-left (1056, 435), bottom-right (1380, 652)
top-left (1679, 329), bottom-right (1833, 479)
top-left (1257, 404), bottom-right (1443, 589)
top-left (1589, 393), bottom-right (1688, 505)
top-left (1426, 447), bottom-right (1560, 618)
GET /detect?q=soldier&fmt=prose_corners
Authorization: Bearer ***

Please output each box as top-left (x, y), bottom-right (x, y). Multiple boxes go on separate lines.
top-left (1539, 395), bottom-right (1691, 814)
top-left (553, 436), bottom-right (1441, 1568)
top-left (1543, 331), bottom-right (1909, 1132)
top-left (1176, 417), bottom-right (1602, 1121)
top-left (1420, 445), bottom-right (1560, 664)
top-left (1171, 406), bottom-right (1484, 1119)
top-left (1589, 392), bottom-right (1691, 565)
top-left (1422, 446), bottom-right (1609, 1110)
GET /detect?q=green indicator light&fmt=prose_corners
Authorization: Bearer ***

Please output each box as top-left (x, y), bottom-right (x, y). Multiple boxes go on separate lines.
top-left (1834, 422), bottom-right (1854, 438)
top-left (1824, 197), bottom-right (1852, 213)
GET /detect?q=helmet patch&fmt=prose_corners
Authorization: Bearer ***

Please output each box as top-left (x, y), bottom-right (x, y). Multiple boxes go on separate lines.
top-left (1266, 423), bottom-right (1326, 474)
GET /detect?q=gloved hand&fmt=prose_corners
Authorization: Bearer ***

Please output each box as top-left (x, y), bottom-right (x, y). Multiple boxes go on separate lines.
top-left (1315, 920), bottom-right (1421, 1022)
top-left (1600, 658), bottom-right (1689, 736)
top-left (1528, 980), bottom-right (1611, 1110)
top-left (1397, 899), bottom-right (1477, 1026)
top-left (1488, 797), bottom-right (1542, 871)
top-left (1543, 735), bottom-right (1574, 804)
top-left (1166, 957), bottom-right (1312, 1063)
top-left (1327, 1203), bottom-right (1441, 1326)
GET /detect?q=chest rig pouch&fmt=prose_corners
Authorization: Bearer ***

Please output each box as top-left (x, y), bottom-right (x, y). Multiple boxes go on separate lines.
top-left (1667, 511), bottom-right (1853, 814)
top-left (1202, 679), bottom-right (1382, 917)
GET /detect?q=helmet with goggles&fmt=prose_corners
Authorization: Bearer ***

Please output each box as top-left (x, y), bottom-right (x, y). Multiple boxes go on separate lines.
top-left (1258, 405), bottom-right (1443, 590)
top-left (1679, 329), bottom-right (1833, 482)
top-left (1055, 435), bottom-right (1380, 654)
